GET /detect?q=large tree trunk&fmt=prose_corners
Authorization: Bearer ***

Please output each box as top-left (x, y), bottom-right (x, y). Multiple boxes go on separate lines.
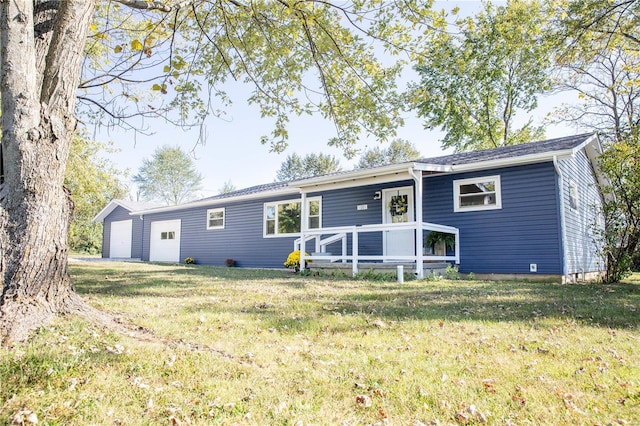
top-left (0, 1), bottom-right (96, 344)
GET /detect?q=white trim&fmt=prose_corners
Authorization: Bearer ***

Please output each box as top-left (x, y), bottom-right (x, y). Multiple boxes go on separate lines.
top-left (109, 219), bottom-right (133, 258)
top-left (149, 219), bottom-right (181, 262)
top-left (263, 197), bottom-right (322, 238)
top-left (382, 186), bottom-right (415, 259)
top-left (116, 136), bottom-right (602, 219)
top-left (298, 171), bottom-right (414, 193)
top-left (454, 175), bottom-right (502, 212)
top-left (206, 207), bottom-right (225, 230)
top-left (294, 163), bottom-right (414, 188)
top-left (553, 156), bottom-right (568, 278)
top-left (568, 179), bottom-right (579, 211)
top-left (409, 169), bottom-right (425, 278)
top-left (94, 200), bottom-right (125, 222)
top-left (122, 135), bottom-right (602, 217)
top-left (451, 151), bottom-right (575, 174)
top-left (130, 187), bottom-right (300, 215)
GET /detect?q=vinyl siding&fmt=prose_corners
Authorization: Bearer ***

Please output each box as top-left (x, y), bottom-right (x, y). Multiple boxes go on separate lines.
top-left (117, 151), bottom-right (604, 275)
top-left (558, 150), bottom-right (605, 274)
top-left (102, 206), bottom-right (144, 258)
top-left (309, 180), bottom-right (414, 256)
top-left (423, 162), bottom-right (563, 275)
top-left (139, 181), bottom-right (416, 267)
top-left (142, 195), bottom-right (304, 268)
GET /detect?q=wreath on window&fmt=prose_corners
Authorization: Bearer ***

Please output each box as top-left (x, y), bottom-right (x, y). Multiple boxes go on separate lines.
top-left (389, 194), bottom-right (408, 216)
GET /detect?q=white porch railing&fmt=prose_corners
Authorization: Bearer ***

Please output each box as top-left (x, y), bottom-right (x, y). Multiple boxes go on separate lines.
top-left (293, 222), bottom-right (460, 278)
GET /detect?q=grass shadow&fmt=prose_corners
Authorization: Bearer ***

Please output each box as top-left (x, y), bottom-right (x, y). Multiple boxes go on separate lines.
top-left (72, 262), bottom-right (640, 331)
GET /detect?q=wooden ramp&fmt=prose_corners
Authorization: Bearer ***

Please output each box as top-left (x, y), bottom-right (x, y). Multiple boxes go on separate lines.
top-left (308, 261), bottom-right (451, 277)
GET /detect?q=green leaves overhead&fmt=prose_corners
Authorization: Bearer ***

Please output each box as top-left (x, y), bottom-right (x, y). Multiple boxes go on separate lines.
top-left (412, 0), bottom-right (552, 152)
top-left (81, 1), bottom-right (438, 157)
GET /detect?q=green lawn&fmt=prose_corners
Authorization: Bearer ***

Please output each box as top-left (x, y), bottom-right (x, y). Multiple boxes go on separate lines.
top-left (2, 262), bottom-right (639, 425)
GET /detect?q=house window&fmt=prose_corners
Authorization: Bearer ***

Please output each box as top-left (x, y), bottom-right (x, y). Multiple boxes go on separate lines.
top-left (264, 197), bottom-right (321, 236)
top-left (207, 208), bottom-right (225, 229)
top-left (161, 231), bottom-right (175, 240)
top-left (454, 175), bottom-right (502, 212)
top-left (569, 180), bottom-right (579, 210)
top-left (308, 199), bottom-right (321, 229)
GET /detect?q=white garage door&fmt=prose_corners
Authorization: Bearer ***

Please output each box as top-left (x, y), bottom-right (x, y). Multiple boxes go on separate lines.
top-left (150, 220), bottom-right (181, 262)
top-left (110, 219), bottom-right (133, 258)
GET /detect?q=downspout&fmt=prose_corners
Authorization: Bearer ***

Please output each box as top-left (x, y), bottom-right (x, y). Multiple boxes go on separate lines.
top-left (409, 167), bottom-right (424, 279)
top-left (553, 156), bottom-right (569, 282)
top-left (300, 191), bottom-right (307, 271)
top-left (139, 215), bottom-right (144, 261)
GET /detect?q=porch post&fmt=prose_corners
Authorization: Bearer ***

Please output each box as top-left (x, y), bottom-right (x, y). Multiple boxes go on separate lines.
top-left (300, 191), bottom-right (307, 271)
top-left (413, 169), bottom-right (425, 279)
top-left (352, 228), bottom-right (359, 276)
top-left (454, 228), bottom-right (460, 265)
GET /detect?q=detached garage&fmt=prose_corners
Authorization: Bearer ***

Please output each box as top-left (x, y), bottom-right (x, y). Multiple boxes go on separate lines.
top-left (93, 200), bottom-right (160, 259)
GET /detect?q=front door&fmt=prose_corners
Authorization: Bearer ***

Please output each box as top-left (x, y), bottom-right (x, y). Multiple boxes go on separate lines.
top-left (383, 186), bottom-right (415, 258)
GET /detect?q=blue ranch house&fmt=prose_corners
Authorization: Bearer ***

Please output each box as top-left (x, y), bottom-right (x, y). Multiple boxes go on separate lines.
top-left (94, 133), bottom-right (607, 282)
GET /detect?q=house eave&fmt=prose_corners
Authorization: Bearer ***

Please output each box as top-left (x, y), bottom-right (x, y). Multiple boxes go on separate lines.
top-left (93, 200), bottom-right (129, 222)
top-left (447, 149), bottom-right (577, 173)
top-left (292, 163), bottom-right (415, 189)
top-left (129, 187), bottom-right (300, 216)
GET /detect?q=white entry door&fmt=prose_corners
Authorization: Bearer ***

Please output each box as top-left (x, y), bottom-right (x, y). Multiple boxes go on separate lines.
top-left (150, 220), bottom-right (181, 262)
top-left (383, 187), bottom-right (415, 258)
top-left (109, 219), bottom-right (132, 258)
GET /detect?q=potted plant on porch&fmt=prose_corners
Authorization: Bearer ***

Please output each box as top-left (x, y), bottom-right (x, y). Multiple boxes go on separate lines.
top-left (425, 231), bottom-right (455, 257)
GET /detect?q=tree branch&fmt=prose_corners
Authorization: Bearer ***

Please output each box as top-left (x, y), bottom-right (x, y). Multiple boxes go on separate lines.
top-left (113, 0), bottom-right (173, 13)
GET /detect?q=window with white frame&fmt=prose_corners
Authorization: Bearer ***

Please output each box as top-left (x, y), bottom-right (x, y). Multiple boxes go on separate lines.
top-left (264, 197), bottom-right (321, 236)
top-left (454, 175), bottom-right (502, 212)
top-left (161, 231), bottom-right (175, 240)
top-left (568, 180), bottom-right (579, 210)
top-left (308, 199), bottom-right (321, 229)
top-left (207, 208), bottom-right (225, 230)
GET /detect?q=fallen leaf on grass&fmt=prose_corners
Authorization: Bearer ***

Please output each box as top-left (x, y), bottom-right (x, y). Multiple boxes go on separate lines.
top-left (437, 400), bottom-right (451, 411)
top-left (556, 389), bottom-right (586, 415)
top-left (106, 344), bottom-right (125, 355)
top-left (371, 319), bottom-right (387, 328)
top-left (373, 388), bottom-right (386, 397)
top-left (11, 409), bottom-right (38, 425)
top-left (511, 395), bottom-right (526, 406)
top-left (356, 395), bottom-right (372, 408)
top-left (130, 376), bottom-right (150, 389)
top-left (456, 404), bottom-right (487, 424)
top-left (482, 378), bottom-right (497, 393)
top-left (165, 354), bottom-right (177, 367)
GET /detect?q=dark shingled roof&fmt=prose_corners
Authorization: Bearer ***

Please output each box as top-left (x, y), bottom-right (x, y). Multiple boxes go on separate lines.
top-left (419, 133), bottom-right (595, 166)
top-left (190, 181), bottom-right (291, 204)
top-left (183, 133), bottom-right (596, 205)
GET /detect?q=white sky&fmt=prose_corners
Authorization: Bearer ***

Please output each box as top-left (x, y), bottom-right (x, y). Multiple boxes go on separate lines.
top-left (96, 1), bottom-right (577, 200)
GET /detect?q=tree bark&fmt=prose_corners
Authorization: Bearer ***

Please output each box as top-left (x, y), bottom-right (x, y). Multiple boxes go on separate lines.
top-left (0, 1), bottom-right (96, 344)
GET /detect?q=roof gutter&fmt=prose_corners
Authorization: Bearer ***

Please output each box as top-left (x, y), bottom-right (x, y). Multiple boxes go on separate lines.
top-left (293, 162), bottom-right (414, 188)
top-left (553, 155), bottom-right (569, 280)
top-left (129, 186), bottom-right (300, 216)
top-left (450, 149), bottom-right (575, 173)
